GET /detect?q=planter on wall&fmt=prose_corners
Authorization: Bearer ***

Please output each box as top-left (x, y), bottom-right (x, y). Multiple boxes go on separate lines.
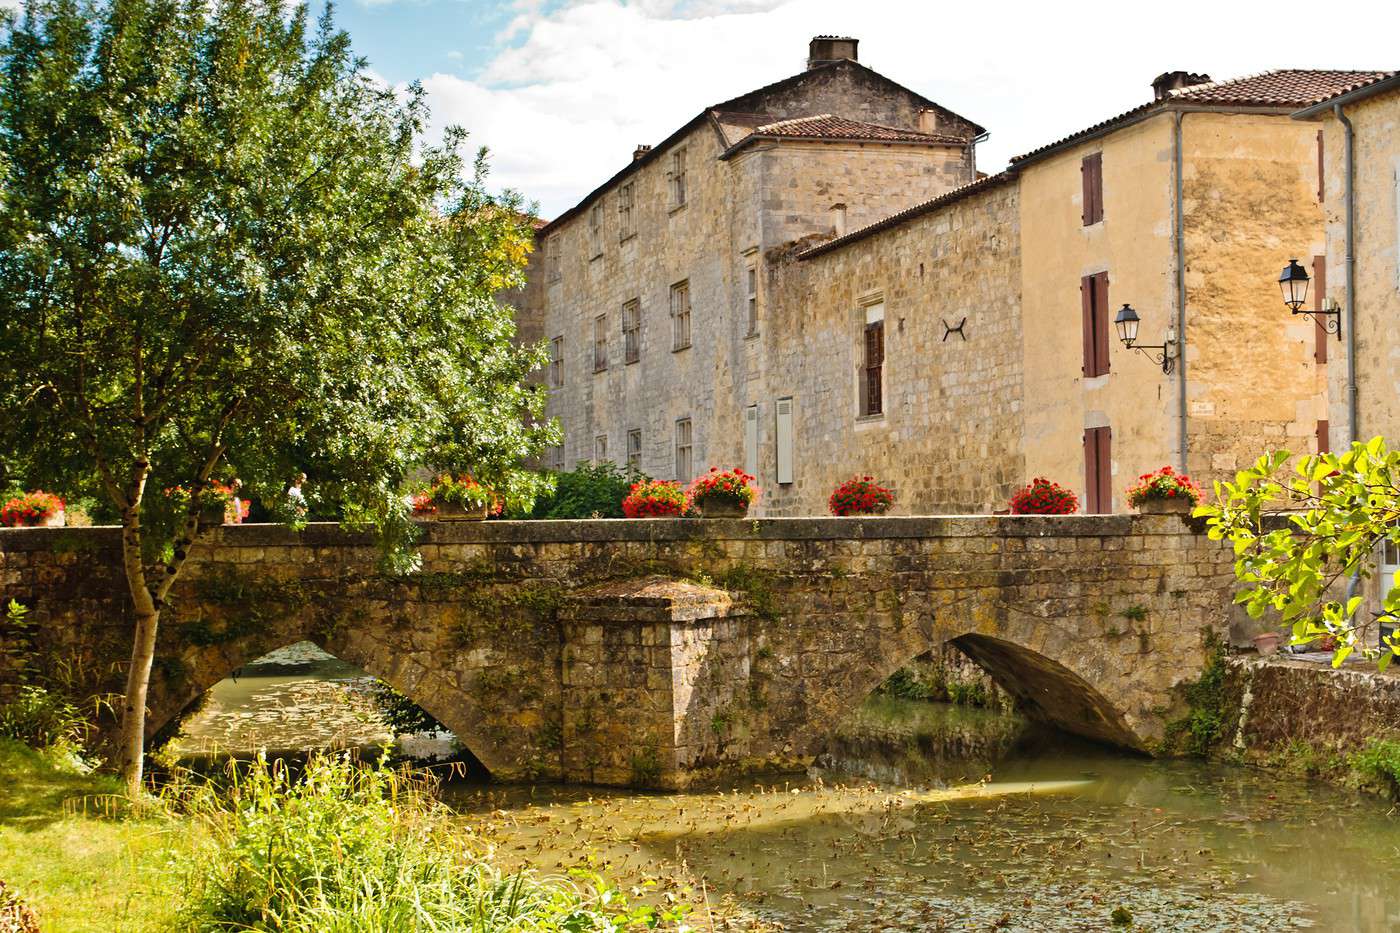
top-left (696, 499), bottom-right (748, 519)
top-left (434, 501), bottom-right (489, 522)
top-left (1136, 497), bottom-right (1194, 515)
top-left (199, 502), bottom-right (227, 526)
top-left (1253, 631), bottom-right (1285, 656)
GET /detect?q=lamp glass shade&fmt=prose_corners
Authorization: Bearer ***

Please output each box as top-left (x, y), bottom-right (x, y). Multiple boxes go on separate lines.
top-left (1114, 304), bottom-right (1140, 346)
top-left (1279, 259), bottom-right (1310, 312)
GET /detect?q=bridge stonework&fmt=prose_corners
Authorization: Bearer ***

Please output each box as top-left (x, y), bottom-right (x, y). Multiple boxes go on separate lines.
top-left (0, 515), bottom-right (1240, 787)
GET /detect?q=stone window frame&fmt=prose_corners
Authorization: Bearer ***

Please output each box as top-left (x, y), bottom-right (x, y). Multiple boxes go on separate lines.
top-left (856, 294), bottom-right (885, 421)
top-left (622, 298), bottom-right (641, 364)
top-left (743, 247), bottom-right (760, 338)
top-left (594, 433), bottom-right (608, 464)
top-left (592, 313), bottom-right (608, 373)
top-left (675, 417), bottom-right (693, 482)
top-left (626, 428), bottom-right (642, 468)
top-left (588, 202), bottom-right (604, 260)
top-left (670, 279), bottom-right (691, 352)
top-left (546, 234), bottom-right (561, 283)
top-left (618, 182), bottom-right (635, 242)
top-left (669, 147), bottom-right (688, 210)
top-left (549, 335), bottom-right (564, 388)
top-left (548, 443), bottom-right (565, 472)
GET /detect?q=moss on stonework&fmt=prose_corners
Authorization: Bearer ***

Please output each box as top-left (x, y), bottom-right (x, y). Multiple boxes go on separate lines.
top-left (1159, 631), bottom-right (1229, 757)
top-left (629, 745), bottom-right (662, 787)
top-left (704, 565), bottom-right (780, 621)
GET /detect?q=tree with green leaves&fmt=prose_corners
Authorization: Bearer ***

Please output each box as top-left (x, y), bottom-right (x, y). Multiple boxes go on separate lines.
top-left (0, 0), bottom-right (555, 796)
top-left (1198, 438), bottom-right (1400, 670)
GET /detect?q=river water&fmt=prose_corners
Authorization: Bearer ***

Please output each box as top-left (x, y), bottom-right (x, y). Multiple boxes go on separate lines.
top-left (174, 644), bottom-right (1400, 932)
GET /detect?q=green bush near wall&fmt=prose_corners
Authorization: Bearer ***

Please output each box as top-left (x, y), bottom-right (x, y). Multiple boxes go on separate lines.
top-left (513, 463), bottom-right (647, 520)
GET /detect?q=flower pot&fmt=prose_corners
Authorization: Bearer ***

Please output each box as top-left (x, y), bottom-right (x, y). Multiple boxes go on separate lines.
top-left (1253, 631), bottom-right (1284, 656)
top-left (434, 501), bottom-right (489, 522)
top-left (40, 509), bottom-right (66, 528)
top-left (199, 501), bottom-right (227, 526)
top-left (697, 498), bottom-right (748, 519)
top-left (1136, 496), bottom-right (1193, 515)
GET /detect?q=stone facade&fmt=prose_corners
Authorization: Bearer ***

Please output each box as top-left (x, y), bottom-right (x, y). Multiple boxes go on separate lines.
top-left (3, 513), bottom-right (1243, 788)
top-left (518, 57), bottom-right (1351, 517)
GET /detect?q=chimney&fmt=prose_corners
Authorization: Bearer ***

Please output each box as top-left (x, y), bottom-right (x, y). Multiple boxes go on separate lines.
top-left (807, 35), bottom-right (858, 70)
top-left (632, 144), bottom-right (652, 161)
top-left (1151, 71), bottom-right (1211, 101)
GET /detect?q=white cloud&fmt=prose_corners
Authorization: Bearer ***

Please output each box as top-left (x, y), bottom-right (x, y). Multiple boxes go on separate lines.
top-left (418, 0), bottom-right (1400, 219)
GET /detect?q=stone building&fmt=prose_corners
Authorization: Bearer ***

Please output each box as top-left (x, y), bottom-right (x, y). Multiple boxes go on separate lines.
top-left (516, 41), bottom-right (1379, 515)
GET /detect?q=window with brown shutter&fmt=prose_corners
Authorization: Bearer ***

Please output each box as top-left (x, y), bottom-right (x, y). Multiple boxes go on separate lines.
top-left (1316, 419), bottom-right (1330, 455)
top-left (1082, 152), bottom-right (1103, 226)
top-left (1084, 426), bottom-right (1113, 513)
top-left (1081, 271), bottom-right (1110, 377)
top-left (862, 320), bottom-right (884, 416)
top-left (1317, 130), bottom-right (1325, 203)
top-left (1312, 255), bottom-right (1328, 364)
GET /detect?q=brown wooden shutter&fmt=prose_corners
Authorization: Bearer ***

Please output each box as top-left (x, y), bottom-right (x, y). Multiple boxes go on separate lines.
top-left (1082, 156), bottom-right (1091, 226)
top-left (1084, 429), bottom-right (1095, 510)
top-left (1313, 254), bottom-right (1328, 364)
top-left (1094, 272), bottom-right (1111, 376)
top-left (864, 321), bottom-right (884, 416)
top-left (1316, 130), bottom-right (1325, 203)
top-left (1095, 427), bottom-right (1112, 513)
top-left (1316, 419), bottom-right (1330, 455)
top-left (1081, 276), bottom-right (1094, 375)
top-left (1082, 152), bottom-right (1103, 225)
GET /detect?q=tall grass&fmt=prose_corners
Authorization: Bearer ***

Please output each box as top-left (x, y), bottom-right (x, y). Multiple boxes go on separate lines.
top-left (173, 753), bottom-right (684, 931)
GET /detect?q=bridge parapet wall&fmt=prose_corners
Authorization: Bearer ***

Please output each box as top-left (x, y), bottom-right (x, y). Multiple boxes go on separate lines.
top-left (0, 514), bottom-right (1242, 786)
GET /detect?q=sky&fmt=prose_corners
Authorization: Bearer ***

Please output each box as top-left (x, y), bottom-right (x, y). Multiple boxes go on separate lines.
top-left (37, 0), bottom-right (1400, 220)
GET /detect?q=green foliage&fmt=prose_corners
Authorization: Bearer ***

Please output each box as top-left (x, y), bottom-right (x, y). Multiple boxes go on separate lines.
top-left (880, 666), bottom-right (939, 701)
top-left (1120, 605), bottom-right (1148, 622)
top-left (0, 0), bottom-right (557, 567)
top-left (0, 686), bottom-right (88, 760)
top-left (628, 746), bottom-right (662, 788)
top-left (1198, 439), bottom-right (1400, 669)
top-left (1351, 738), bottom-right (1400, 797)
top-left (521, 463), bottom-right (644, 520)
top-left (369, 682), bottom-right (445, 736)
top-left (176, 753), bottom-right (683, 931)
top-left (1161, 634), bottom-right (1229, 757)
top-left (1, 599), bottom-right (37, 684)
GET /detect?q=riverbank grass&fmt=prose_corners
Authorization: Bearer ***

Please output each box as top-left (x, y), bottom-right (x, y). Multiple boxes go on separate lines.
top-left (0, 738), bottom-right (188, 931)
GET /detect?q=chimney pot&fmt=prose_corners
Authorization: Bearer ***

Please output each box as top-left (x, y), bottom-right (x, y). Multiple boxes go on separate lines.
top-left (807, 35), bottom-right (858, 70)
top-left (632, 144), bottom-right (652, 161)
top-left (1151, 71), bottom-right (1211, 101)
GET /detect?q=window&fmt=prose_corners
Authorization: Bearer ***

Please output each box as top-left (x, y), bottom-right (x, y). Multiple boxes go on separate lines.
top-left (593, 314), bottom-right (607, 372)
top-left (549, 336), bottom-right (564, 387)
top-left (1081, 152), bottom-right (1103, 226)
top-left (622, 299), bottom-right (641, 364)
top-left (670, 280), bottom-right (691, 351)
top-left (1313, 255), bottom-right (1328, 364)
top-left (674, 418), bottom-right (692, 481)
top-left (594, 434), bottom-right (608, 463)
top-left (670, 147), bottom-right (687, 207)
top-left (745, 263), bottom-right (759, 336)
top-left (860, 304), bottom-right (884, 417)
top-left (588, 203), bottom-right (603, 259)
top-left (1081, 272), bottom-right (1110, 377)
top-left (775, 397), bottom-right (794, 485)
top-left (1083, 426), bottom-right (1112, 514)
top-left (548, 444), bottom-right (565, 472)
top-left (546, 235), bottom-right (561, 282)
top-left (618, 182), bottom-right (635, 241)
top-left (743, 405), bottom-right (759, 478)
top-left (626, 428), bottom-right (642, 468)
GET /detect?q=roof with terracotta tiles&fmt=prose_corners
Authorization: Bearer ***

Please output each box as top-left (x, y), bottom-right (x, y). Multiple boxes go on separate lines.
top-left (1293, 70), bottom-right (1400, 116)
top-left (1012, 69), bottom-right (1393, 165)
top-left (719, 114), bottom-right (966, 159)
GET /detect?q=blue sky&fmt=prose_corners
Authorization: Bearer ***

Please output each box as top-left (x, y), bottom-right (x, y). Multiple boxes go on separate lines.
top-left (313, 0), bottom-right (1400, 220)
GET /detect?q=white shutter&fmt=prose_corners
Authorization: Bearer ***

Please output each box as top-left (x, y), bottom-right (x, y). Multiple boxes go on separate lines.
top-left (775, 397), bottom-right (794, 485)
top-left (744, 405), bottom-right (759, 478)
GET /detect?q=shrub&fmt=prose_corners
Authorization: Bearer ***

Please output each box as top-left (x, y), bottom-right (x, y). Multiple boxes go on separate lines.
top-left (1352, 738), bottom-right (1400, 797)
top-left (1126, 465), bottom-right (1202, 508)
top-left (0, 490), bottom-right (64, 527)
top-left (522, 463), bottom-right (641, 519)
top-left (177, 754), bottom-right (678, 931)
top-left (829, 476), bottom-right (894, 516)
top-left (686, 468), bottom-right (758, 509)
top-left (1009, 477), bottom-right (1078, 514)
top-left (370, 681), bottom-right (445, 735)
top-left (0, 685), bottom-right (89, 754)
top-left (424, 473), bottom-right (498, 513)
top-left (621, 479), bottom-right (688, 518)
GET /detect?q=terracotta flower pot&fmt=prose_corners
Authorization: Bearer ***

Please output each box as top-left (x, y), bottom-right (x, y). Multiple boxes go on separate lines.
top-left (1136, 496), bottom-right (1194, 515)
top-left (697, 498), bottom-right (749, 519)
top-left (40, 509), bottom-right (66, 528)
top-left (434, 501), bottom-right (489, 522)
top-left (199, 501), bottom-right (227, 526)
top-left (1252, 632), bottom-right (1284, 656)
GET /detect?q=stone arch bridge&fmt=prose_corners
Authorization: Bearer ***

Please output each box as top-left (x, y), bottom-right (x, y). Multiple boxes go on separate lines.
top-left (0, 514), bottom-right (1240, 787)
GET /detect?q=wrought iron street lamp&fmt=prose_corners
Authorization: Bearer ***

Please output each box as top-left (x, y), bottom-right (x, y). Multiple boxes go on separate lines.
top-left (1114, 304), bottom-right (1176, 374)
top-left (1279, 258), bottom-right (1340, 339)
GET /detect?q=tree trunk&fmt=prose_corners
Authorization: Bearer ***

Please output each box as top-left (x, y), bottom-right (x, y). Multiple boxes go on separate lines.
top-left (116, 512), bottom-right (159, 799)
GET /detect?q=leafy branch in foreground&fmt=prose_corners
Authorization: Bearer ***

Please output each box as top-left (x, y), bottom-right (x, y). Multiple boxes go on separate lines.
top-left (1196, 438), bottom-right (1400, 669)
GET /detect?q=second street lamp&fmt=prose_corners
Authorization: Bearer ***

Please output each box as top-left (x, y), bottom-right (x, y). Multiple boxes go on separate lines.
top-left (1114, 304), bottom-right (1175, 374)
